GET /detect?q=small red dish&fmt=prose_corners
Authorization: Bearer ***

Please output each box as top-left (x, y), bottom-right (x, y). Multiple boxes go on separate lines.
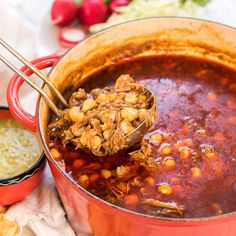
top-left (0, 106), bottom-right (46, 206)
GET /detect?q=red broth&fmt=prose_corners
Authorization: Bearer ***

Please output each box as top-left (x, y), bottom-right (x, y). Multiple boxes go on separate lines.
top-left (51, 56), bottom-right (236, 218)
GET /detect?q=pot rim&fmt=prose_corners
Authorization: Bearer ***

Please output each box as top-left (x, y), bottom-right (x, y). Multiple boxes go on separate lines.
top-left (0, 106), bottom-right (45, 186)
top-left (38, 17), bottom-right (236, 222)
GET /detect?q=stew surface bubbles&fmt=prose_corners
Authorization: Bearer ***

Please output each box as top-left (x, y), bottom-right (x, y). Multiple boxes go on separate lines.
top-left (49, 56), bottom-right (236, 218)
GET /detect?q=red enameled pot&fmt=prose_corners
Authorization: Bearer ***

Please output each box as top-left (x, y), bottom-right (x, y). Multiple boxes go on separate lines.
top-left (0, 106), bottom-right (45, 206)
top-left (6, 18), bottom-right (236, 235)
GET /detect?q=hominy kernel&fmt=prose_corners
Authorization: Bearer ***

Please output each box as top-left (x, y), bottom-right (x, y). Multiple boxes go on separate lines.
top-left (212, 203), bottom-right (223, 215)
top-left (101, 169), bottom-right (112, 179)
top-left (115, 93), bottom-right (125, 103)
top-left (121, 107), bottom-right (139, 122)
top-left (200, 144), bottom-right (217, 160)
top-left (100, 110), bottom-right (117, 123)
top-left (124, 194), bottom-right (139, 206)
top-left (150, 132), bottom-right (162, 147)
top-left (80, 133), bottom-right (88, 146)
top-left (196, 129), bottom-right (207, 136)
top-left (101, 123), bottom-right (109, 131)
top-left (78, 175), bottom-right (89, 188)
top-left (157, 184), bottom-right (173, 196)
top-left (97, 93), bottom-right (108, 103)
top-left (179, 147), bottom-right (191, 159)
top-left (159, 143), bottom-right (172, 156)
top-left (125, 94), bottom-right (138, 104)
top-left (108, 93), bottom-right (116, 102)
top-left (91, 135), bottom-right (102, 150)
top-left (103, 130), bottom-right (111, 140)
top-left (139, 109), bottom-right (147, 122)
top-left (50, 148), bottom-right (61, 160)
top-left (163, 157), bottom-right (176, 169)
top-left (144, 176), bottom-right (155, 186)
top-left (68, 107), bottom-right (84, 123)
top-left (138, 94), bottom-right (146, 103)
top-left (191, 167), bottom-right (201, 178)
top-left (140, 187), bottom-right (146, 194)
top-left (120, 120), bottom-right (134, 134)
top-left (206, 152), bottom-right (217, 160)
top-left (82, 99), bottom-right (97, 113)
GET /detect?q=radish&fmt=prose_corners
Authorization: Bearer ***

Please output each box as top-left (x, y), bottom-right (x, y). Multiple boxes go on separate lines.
top-left (109, 0), bottom-right (130, 14)
top-left (51, 0), bottom-right (78, 27)
top-left (78, 0), bottom-right (109, 26)
top-left (58, 26), bottom-right (88, 48)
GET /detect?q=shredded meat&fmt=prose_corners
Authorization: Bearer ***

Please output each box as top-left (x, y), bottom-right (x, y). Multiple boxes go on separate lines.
top-left (129, 140), bottom-right (160, 173)
top-left (116, 165), bottom-right (131, 179)
top-left (48, 74), bottom-right (156, 156)
top-left (141, 199), bottom-right (185, 216)
top-left (69, 88), bottom-right (87, 107)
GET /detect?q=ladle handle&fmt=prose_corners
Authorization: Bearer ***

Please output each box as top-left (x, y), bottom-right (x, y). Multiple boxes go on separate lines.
top-left (7, 54), bottom-right (61, 132)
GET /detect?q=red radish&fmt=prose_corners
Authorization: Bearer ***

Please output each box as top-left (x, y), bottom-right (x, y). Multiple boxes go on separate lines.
top-left (109, 0), bottom-right (130, 14)
top-left (78, 0), bottom-right (109, 26)
top-left (58, 26), bottom-right (88, 48)
top-left (51, 0), bottom-right (78, 27)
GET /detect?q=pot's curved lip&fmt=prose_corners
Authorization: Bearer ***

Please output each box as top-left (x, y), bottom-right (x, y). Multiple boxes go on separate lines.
top-left (38, 17), bottom-right (236, 222)
top-left (0, 106), bottom-right (45, 186)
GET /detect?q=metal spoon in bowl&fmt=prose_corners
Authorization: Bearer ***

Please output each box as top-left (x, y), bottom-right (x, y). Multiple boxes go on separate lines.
top-left (125, 88), bottom-right (156, 149)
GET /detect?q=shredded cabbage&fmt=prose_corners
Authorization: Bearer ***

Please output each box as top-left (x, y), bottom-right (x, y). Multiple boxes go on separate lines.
top-left (90, 0), bottom-right (202, 33)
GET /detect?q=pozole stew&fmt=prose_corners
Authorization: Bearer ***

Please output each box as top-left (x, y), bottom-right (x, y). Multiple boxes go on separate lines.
top-left (48, 56), bottom-right (236, 218)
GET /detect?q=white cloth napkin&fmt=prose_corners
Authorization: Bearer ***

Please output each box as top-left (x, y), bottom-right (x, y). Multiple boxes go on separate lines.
top-left (0, 2), bottom-right (76, 236)
top-left (6, 165), bottom-right (76, 236)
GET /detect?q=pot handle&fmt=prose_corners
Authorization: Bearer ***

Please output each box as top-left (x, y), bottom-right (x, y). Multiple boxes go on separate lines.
top-left (7, 54), bottom-right (61, 132)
